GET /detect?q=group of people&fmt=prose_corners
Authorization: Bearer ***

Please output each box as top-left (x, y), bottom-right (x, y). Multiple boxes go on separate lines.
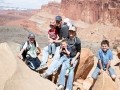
top-left (18, 15), bottom-right (116, 90)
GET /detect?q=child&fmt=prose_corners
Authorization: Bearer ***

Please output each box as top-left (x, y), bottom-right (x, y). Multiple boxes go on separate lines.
top-left (48, 21), bottom-right (59, 58)
top-left (40, 39), bottom-right (71, 78)
top-left (91, 40), bottom-right (116, 89)
top-left (18, 33), bottom-right (41, 71)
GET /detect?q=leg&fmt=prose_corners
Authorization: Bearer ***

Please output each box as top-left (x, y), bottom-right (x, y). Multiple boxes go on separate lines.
top-left (90, 67), bottom-right (100, 89)
top-left (57, 60), bottom-right (69, 87)
top-left (34, 57), bottom-right (41, 69)
top-left (108, 67), bottom-right (116, 81)
top-left (92, 67), bottom-right (100, 79)
top-left (48, 44), bottom-right (52, 54)
top-left (41, 46), bottom-right (49, 66)
top-left (51, 43), bottom-right (56, 55)
top-left (46, 56), bottom-right (68, 75)
top-left (66, 60), bottom-right (78, 90)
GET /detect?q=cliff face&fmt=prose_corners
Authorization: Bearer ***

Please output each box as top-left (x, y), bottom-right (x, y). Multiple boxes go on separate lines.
top-left (41, 2), bottom-right (61, 15)
top-left (61, 0), bottom-right (120, 26)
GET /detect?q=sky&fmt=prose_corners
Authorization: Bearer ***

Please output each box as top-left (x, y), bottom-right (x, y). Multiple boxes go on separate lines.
top-left (0, 0), bottom-right (61, 9)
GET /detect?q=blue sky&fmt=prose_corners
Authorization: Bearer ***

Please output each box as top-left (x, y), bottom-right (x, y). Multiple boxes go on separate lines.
top-left (0, 0), bottom-right (61, 9)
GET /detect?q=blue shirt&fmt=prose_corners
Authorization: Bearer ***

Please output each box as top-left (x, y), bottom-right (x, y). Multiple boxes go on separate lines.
top-left (97, 49), bottom-right (113, 68)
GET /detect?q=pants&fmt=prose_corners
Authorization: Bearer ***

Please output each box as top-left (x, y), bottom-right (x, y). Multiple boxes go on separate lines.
top-left (57, 58), bottom-right (78, 90)
top-left (26, 57), bottom-right (41, 70)
top-left (48, 43), bottom-right (56, 55)
top-left (46, 55), bottom-right (69, 75)
top-left (92, 66), bottom-right (116, 79)
top-left (41, 46), bottom-right (60, 66)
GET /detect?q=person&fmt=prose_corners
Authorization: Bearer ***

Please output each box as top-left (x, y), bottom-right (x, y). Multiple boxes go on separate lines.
top-left (90, 40), bottom-right (116, 89)
top-left (18, 33), bottom-right (41, 71)
top-left (55, 15), bottom-right (62, 37)
top-left (40, 39), bottom-right (71, 78)
top-left (56, 26), bottom-right (81, 90)
top-left (48, 21), bottom-right (59, 58)
top-left (37, 16), bottom-right (71, 70)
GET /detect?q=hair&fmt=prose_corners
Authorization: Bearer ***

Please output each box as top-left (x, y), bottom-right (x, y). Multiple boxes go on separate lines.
top-left (60, 39), bottom-right (68, 44)
top-left (101, 40), bottom-right (109, 46)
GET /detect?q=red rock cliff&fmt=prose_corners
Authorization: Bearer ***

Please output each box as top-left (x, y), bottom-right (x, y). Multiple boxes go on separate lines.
top-left (61, 0), bottom-right (120, 26)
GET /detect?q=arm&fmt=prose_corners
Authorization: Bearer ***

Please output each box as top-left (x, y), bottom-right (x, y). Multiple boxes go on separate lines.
top-left (106, 60), bottom-right (111, 70)
top-left (37, 47), bottom-right (41, 55)
top-left (106, 50), bottom-right (113, 73)
top-left (98, 60), bottom-right (103, 69)
top-left (48, 34), bottom-right (52, 40)
top-left (71, 43), bottom-right (81, 64)
top-left (18, 48), bottom-right (25, 59)
top-left (18, 42), bottom-right (27, 59)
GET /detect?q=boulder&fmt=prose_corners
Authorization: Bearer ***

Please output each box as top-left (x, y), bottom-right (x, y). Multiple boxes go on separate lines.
top-left (92, 72), bottom-right (118, 90)
top-left (0, 43), bottom-right (56, 90)
top-left (75, 48), bottom-right (94, 80)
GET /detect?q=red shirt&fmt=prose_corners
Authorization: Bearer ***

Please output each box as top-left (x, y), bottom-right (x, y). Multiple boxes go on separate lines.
top-left (48, 29), bottom-right (58, 40)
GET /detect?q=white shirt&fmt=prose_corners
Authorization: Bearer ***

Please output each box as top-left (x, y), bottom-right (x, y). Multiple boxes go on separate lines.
top-left (23, 41), bottom-right (39, 58)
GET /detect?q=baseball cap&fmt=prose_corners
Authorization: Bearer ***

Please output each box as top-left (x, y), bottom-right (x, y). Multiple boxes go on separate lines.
top-left (28, 33), bottom-right (35, 38)
top-left (69, 26), bottom-right (76, 32)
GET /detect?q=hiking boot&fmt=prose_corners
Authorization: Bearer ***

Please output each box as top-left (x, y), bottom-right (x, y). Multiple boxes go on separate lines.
top-left (40, 73), bottom-right (48, 78)
top-left (36, 64), bottom-right (48, 71)
top-left (56, 85), bottom-right (64, 90)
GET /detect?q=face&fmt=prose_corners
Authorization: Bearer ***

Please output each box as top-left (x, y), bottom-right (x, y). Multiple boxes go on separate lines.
top-left (101, 44), bottom-right (109, 52)
top-left (29, 37), bottom-right (35, 43)
top-left (50, 25), bottom-right (55, 29)
top-left (56, 20), bottom-right (61, 25)
top-left (69, 30), bottom-right (76, 39)
top-left (61, 42), bottom-right (67, 48)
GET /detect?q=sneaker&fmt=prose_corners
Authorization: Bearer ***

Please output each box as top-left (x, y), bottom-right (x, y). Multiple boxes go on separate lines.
top-left (40, 73), bottom-right (48, 78)
top-left (65, 88), bottom-right (69, 90)
top-left (49, 55), bottom-right (52, 59)
top-left (36, 64), bottom-right (48, 71)
top-left (56, 85), bottom-right (64, 90)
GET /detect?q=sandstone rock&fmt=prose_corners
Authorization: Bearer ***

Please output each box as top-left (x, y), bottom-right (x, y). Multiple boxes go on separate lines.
top-left (117, 47), bottom-right (120, 59)
top-left (61, 0), bottom-right (120, 27)
top-left (75, 48), bottom-right (94, 80)
top-left (0, 43), bottom-right (56, 90)
top-left (92, 72), bottom-right (118, 90)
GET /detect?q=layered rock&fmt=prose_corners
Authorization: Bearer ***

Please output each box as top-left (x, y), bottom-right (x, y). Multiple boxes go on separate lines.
top-left (61, 0), bottom-right (120, 26)
top-left (41, 2), bottom-right (61, 15)
top-left (75, 48), bottom-right (94, 80)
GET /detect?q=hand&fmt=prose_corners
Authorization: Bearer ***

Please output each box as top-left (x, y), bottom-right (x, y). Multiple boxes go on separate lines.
top-left (105, 69), bottom-right (109, 75)
top-left (71, 58), bottom-right (76, 65)
top-left (99, 69), bottom-right (103, 74)
top-left (37, 50), bottom-right (40, 55)
top-left (17, 54), bottom-right (23, 60)
top-left (49, 39), bottom-right (53, 43)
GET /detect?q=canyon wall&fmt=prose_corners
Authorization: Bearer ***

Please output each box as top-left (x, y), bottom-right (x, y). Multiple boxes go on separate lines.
top-left (61, 0), bottom-right (120, 26)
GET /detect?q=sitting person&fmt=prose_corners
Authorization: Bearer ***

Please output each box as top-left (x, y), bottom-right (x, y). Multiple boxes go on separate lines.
top-left (40, 39), bottom-right (71, 78)
top-left (90, 40), bottom-right (116, 89)
top-left (40, 26), bottom-right (81, 90)
top-left (18, 33), bottom-right (41, 71)
top-left (56, 26), bottom-right (81, 90)
top-left (37, 17), bottom-right (71, 70)
top-left (48, 21), bottom-right (59, 58)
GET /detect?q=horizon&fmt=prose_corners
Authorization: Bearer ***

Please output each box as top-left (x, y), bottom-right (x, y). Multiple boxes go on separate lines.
top-left (0, 0), bottom-right (61, 9)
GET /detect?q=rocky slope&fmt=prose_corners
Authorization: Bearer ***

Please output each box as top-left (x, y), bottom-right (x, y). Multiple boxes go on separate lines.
top-left (0, 42), bottom-right (56, 90)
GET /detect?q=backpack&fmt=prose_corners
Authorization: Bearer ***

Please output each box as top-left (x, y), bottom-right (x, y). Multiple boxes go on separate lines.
top-left (20, 40), bottom-right (36, 61)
